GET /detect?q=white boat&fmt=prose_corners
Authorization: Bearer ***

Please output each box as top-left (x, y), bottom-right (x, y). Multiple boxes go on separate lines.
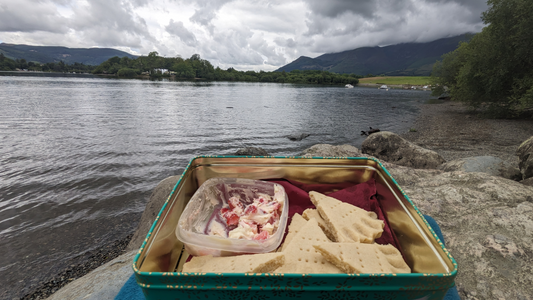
top-left (379, 85), bottom-right (388, 89)
top-left (345, 84), bottom-right (354, 88)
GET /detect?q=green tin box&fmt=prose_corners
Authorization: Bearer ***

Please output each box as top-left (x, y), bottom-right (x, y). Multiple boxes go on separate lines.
top-left (132, 156), bottom-right (457, 299)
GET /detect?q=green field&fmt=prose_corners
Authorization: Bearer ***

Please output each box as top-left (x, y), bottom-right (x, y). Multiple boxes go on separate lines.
top-left (358, 76), bottom-right (431, 86)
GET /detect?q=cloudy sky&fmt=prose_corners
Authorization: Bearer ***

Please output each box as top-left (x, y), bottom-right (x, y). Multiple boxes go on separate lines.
top-left (0, 0), bottom-right (487, 71)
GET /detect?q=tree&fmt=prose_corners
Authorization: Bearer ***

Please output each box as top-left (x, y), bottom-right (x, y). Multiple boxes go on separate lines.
top-left (173, 61), bottom-right (195, 78)
top-left (431, 0), bottom-right (533, 117)
top-left (117, 68), bottom-right (138, 77)
top-left (120, 56), bottom-right (131, 66)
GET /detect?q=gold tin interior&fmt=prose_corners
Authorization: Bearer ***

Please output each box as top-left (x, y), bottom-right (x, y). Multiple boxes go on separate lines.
top-left (135, 156), bottom-right (455, 275)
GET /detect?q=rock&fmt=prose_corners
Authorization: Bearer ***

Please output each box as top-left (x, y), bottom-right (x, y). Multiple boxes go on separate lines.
top-left (516, 136), bottom-right (533, 179)
top-left (521, 177), bottom-right (533, 187)
top-left (384, 165), bottom-right (533, 300)
top-left (46, 250), bottom-right (137, 300)
top-left (299, 144), bottom-right (363, 157)
top-left (438, 156), bottom-right (522, 180)
top-left (287, 133), bottom-right (310, 141)
top-left (361, 131), bottom-right (446, 169)
top-left (360, 127), bottom-right (380, 136)
top-left (235, 146), bottom-right (269, 156)
top-left (126, 176), bottom-right (180, 251)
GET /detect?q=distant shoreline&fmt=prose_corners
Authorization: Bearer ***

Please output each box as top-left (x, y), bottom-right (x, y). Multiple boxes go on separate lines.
top-left (2, 71), bottom-right (434, 89)
top-left (357, 82), bottom-right (431, 90)
top-left (0, 70), bottom-right (96, 77)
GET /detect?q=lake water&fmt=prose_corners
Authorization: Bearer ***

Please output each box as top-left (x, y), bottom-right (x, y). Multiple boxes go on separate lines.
top-left (0, 74), bottom-right (430, 298)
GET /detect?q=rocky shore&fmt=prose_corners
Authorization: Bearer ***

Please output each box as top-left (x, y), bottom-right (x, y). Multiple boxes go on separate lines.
top-left (400, 100), bottom-right (533, 167)
top-left (27, 100), bottom-right (533, 300)
top-left (20, 234), bottom-right (133, 300)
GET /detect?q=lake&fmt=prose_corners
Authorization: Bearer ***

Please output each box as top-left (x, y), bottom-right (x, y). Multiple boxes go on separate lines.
top-left (0, 74), bottom-right (431, 298)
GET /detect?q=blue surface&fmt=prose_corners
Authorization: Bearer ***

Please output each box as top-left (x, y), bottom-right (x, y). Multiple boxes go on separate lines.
top-left (115, 274), bottom-right (145, 300)
top-left (422, 215), bottom-right (460, 300)
top-left (115, 215), bottom-right (459, 300)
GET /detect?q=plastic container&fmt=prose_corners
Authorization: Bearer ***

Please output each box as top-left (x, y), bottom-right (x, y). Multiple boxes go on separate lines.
top-left (175, 177), bottom-right (289, 256)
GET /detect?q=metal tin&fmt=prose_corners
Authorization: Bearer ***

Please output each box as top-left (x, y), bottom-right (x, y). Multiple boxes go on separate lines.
top-left (133, 156), bottom-right (457, 300)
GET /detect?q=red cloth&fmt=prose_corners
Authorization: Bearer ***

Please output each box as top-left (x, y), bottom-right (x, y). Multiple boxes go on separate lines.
top-left (268, 178), bottom-right (400, 249)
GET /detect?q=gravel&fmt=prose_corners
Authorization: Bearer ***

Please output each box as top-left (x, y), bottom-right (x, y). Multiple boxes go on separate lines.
top-left (19, 234), bottom-right (132, 300)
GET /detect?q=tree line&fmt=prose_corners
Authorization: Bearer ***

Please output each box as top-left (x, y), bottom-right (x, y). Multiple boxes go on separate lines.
top-left (1, 50), bottom-right (359, 85)
top-left (92, 51), bottom-right (360, 85)
top-left (431, 0), bottom-right (532, 118)
top-left (0, 53), bottom-right (96, 73)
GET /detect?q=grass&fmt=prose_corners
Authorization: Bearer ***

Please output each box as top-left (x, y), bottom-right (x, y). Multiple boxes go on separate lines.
top-left (358, 76), bottom-right (431, 86)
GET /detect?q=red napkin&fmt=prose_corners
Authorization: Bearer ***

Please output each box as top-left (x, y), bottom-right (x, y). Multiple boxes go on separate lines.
top-left (267, 178), bottom-right (401, 250)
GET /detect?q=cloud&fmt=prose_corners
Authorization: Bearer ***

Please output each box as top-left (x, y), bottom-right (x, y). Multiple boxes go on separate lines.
top-left (187, 0), bottom-right (234, 34)
top-left (69, 0), bottom-right (155, 47)
top-left (0, 0), bottom-right (489, 70)
top-left (165, 19), bottom-right (197, 47)
top-left (0, 0), bottom-right (69, 33)
top-left (300, 0), bottom-right (487, 54)
top-left (305, 0), bottom-right (377, 19)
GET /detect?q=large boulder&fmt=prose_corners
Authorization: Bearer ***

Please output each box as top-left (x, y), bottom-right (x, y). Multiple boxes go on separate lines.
top-left (438, 156), bottom-right (522, 180)
top-left (385, 164), bottom-right (533, 300)
top-left (361, 131), bottom-right (446, 169)
top-left (126, 176), bottom-right (180, 251)
top-left (517, 136), bottom-right (533, 179)
top-left (299, 144), bottom-right (363, 157)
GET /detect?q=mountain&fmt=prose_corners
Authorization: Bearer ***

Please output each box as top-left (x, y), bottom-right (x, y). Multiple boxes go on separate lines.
top-left (0, 43), bottom-right (137, 65)
top-left (276, 34), bottom-right (473, 76)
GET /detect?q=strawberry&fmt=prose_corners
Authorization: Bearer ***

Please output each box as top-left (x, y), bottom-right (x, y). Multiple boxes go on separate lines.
top-left (222, 211), bottom-right (240, 226)
top-left (253, 230), bottom-right (269, 240)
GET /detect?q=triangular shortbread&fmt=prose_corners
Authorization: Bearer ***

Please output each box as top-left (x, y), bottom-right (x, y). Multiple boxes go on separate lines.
top-left (279, 213), bottom-right (308, 251)
top-left (302, 208), bottom-right (335, 241)
top-left (275, 218), bottom-right (342, 273)
top-left (309, 191), bottom-right (384, 243)
top-left (313, 242), bottom-right (411, 274)
top-left (182, 252), bottom-right (284, 273)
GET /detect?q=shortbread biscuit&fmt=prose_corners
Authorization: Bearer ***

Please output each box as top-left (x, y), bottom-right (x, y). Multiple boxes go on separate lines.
top-left (182, 253), bottom-right (284, 273)
top-left (313, 242), bottom-right (410, 274)
top-left (279, 213), bottom-right (308, 251)
top-left (302, 208), bottom-right (335, 241)
top-left (309, 191), bottom-right (384, 243)
top-left (275, 218), bottom-right (341, 274)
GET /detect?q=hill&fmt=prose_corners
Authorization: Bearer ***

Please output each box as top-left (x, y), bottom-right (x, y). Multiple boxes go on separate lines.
top-left (0, 43), bottom-right (137, 66)
top-left (276, 34), bottom-right (473, 76)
